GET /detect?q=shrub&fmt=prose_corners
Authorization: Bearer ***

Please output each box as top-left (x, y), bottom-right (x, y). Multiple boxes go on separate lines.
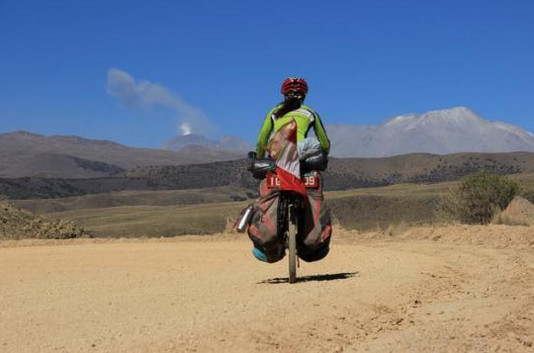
top-left (444, 170), bottom-right (518, 224)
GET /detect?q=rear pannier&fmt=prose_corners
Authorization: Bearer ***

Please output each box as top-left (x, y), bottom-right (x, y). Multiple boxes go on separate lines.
top-left (247, 179), bottom-right (284, 262)
top-left (238, 172), bottom-right (332, 262)
top-left (298, 173), bottom-right (332, 262)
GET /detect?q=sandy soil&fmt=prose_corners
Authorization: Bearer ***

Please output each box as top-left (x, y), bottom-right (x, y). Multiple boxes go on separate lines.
top-left (1, 225), bottom-right (534, 353)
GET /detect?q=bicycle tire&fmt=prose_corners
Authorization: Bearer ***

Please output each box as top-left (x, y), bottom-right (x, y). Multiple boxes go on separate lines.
top-left (288, 214), bottom-right (297, 284)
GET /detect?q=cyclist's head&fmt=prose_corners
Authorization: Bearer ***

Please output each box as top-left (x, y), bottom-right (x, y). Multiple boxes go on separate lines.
top-left (274, 77), bottom-right (307, 118)
top-left (281, 77), bottom-right (308, 101)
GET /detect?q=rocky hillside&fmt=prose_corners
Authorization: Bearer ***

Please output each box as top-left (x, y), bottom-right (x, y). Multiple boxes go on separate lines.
top-left (497, 196), bottom-right (534, 226)
top-left (0, 201), bottom-right (87, 239)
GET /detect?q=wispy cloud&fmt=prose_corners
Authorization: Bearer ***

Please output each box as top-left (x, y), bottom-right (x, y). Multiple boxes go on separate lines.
top-left (106, 68), bottom-right (216, 136)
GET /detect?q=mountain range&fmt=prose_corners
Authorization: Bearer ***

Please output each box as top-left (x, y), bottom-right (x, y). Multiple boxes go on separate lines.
top-left (1, 107), bottom-right (533, 178)
top-left (161, 107), bottom-right (534, 158)
top-left (0, 131), bottom-right (244, 178)
top-left (327, 107), bottom-right (534, 157)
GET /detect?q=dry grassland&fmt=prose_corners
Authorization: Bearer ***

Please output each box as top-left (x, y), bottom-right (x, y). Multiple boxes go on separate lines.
top-left (13, 185), bottom-right (252, 214)
top-left (11, 173), bottom-right (534, 238)
top-left (46, 201), bottom-right (247, 237)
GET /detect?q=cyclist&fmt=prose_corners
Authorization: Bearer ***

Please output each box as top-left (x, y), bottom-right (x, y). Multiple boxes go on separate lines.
top-left (256, 77), bottom-right (330, 159)
top-left (252, 77), bottom-right (331, 262)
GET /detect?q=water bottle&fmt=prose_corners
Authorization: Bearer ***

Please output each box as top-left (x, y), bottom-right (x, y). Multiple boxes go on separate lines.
top-left (236, 205), bottom-right (254, 233)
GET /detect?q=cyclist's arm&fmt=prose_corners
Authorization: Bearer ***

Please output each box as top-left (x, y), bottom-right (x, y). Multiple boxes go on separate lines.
top-left (255, 109), bottom-right (276, 159)
top-left (313, 112), bottom-right (331, 154)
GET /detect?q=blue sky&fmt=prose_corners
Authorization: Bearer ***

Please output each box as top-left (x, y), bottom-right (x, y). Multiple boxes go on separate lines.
top-left (1, 0), bottom-right (533, 147)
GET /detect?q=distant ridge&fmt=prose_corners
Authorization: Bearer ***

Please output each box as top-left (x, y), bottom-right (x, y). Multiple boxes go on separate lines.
top-left (161, 133), bottom-right (253, 152)
top-left (327, 107), bottom-right (534, 157)
top-left (2, 151), bottom-right (534, 200)
top-left (1, 153), bottom-right (125, 179)
top-left (0, 131), bottom-right (245, 178)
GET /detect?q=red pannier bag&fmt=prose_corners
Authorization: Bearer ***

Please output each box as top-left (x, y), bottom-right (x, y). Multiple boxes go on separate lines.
top-left (244, 171), bottom-right (332, 262)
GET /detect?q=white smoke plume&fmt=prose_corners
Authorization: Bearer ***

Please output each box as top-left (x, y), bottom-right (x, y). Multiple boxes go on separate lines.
top-left (180, 123), bottom-right (192, 135)
top-left (106, 68), bottom-right (217, 136)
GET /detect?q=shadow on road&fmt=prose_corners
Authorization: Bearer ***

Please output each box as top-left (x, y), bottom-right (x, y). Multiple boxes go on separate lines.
top-left (258, 272), bottom-right (359, 284)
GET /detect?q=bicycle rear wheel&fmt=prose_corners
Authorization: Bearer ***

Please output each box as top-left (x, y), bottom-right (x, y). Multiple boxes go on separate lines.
top-left (288, 215), bottom-right (297, 284)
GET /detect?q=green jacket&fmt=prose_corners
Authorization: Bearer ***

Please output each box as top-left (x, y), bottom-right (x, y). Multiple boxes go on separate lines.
top-left (255, 104), bottom-right (330, 159)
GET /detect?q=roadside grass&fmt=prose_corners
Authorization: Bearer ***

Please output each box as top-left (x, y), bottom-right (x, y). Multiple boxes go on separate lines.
top-left (325, 182), bottom-right (453, 231)
top-left (30, 173), bottom-right (534, 237)
top-left (13, 185), bottom-right (253, 214)
top-left (511, 172), bottom-right (534, 189)
top-left (492, 211), bottom-right (530, 227)
top-left (45, 183), bottom-right (449, 237)
top-left (47, 201), bottom-right (248, 238)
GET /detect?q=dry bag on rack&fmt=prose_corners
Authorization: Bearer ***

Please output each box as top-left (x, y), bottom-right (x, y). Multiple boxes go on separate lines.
top-left (298, 172), bottom-right (332, 261)
top-left (246, 179), bottom-right (285, 262)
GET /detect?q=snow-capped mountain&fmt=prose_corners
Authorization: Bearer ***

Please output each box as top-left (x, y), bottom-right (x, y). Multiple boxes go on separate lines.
top-left (327, 107), bottom-right (534, 157)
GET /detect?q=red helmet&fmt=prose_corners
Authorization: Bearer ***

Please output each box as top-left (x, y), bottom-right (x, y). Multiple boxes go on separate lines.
top-left (281, 77), bottom-right (308, 95)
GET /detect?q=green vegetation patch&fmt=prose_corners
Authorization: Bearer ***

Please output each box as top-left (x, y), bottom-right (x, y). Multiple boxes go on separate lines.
top-left (443, 171), bottom-right (519, 224)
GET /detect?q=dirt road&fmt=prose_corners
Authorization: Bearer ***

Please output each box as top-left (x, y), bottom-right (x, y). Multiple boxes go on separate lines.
top-left (1, 225), bottom-right (534, 353)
